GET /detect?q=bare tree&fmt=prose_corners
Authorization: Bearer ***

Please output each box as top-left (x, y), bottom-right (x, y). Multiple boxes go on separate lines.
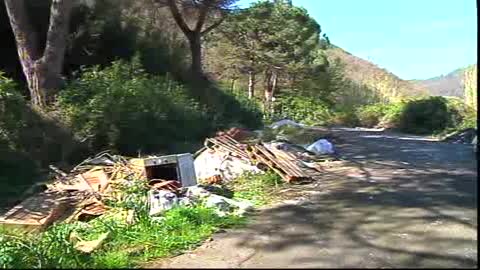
top-left (155, 0), bottom-right (236, 76)
top-left (4, 0), bottom-right (73, 108)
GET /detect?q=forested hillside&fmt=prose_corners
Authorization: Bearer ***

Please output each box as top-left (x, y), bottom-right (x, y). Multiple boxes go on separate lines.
top-left (410, 64), bottom-right (477, 99)
top-left (324, 46), bottom-right (429, 102)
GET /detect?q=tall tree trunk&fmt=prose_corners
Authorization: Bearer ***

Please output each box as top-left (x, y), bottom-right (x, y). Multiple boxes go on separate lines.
top-left (230, 77), bottom-right (236, 92)
top-left (264, 70), bottom-right (273, 114)
top-left (248, 71), bottom-right (255, 99)
top-left (270, 71), bottom-right (278, 115)
top-left (188, 33), bottom-right (203, 76)
top-left (4, 0), bottom-right (73, 108)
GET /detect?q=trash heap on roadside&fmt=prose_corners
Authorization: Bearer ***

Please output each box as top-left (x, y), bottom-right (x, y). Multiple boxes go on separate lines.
top-left (194, 122), bottom-right (339, 185)
top-left (0, 151), bottom-right (253, 232)
top-left (443, 128), bottom-right (477, 144)
top-left (0, 119), bottom-right (338, 235)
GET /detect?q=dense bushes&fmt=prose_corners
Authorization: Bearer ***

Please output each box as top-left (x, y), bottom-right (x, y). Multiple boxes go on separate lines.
top-left (0, 74), bottom-right (40, 203)
top-left (59, 59), bottom-right (209, 155)
top-left (353, 96), bottom-right (476, 135)
top-left (58, 58), bottom-right (263, 155)
top-left (273, 96), bottom-right (333, 126)
top-left (356, 103), bottom-right (389, 127)
top-left (397, 97), bottom-right (450, 134)
top-left (1, 73), bottom-right (89, 205)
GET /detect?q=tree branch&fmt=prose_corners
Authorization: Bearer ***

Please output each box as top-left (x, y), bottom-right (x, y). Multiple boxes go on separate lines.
top-left (201, 15), bottom-right (226, 35)
top-left (195, 5), bottom-right (209, 32)
top-left (166, 0), bottom-right (192, 35)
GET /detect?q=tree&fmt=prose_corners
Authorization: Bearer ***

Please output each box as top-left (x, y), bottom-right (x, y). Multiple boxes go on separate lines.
top-left (154, 0), bottom-right (237, 76)
top-left (213, 1), bottom-right (322, 112)
top-left (4, 0), bottom-right (73, 108)
top-left (464, 65), bottom-right (477, 110)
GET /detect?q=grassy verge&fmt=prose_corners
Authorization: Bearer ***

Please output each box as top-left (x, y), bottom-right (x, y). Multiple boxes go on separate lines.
top-left (0, 205), bottom-right (246, 268)
top-left (227, 171), bottom-right (284, 206)
top-left (0, 170), bottom-right (283, 269)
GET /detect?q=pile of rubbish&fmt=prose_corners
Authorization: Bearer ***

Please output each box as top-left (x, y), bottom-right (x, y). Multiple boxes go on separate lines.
top-left (0, 119), bottom-right (338, 236)
top-left (443, 128), bottom-right (477, 144)
top-left (0, 151), bottom-right (253, 232)
top-left (195, 122), bottom-right (338, 185)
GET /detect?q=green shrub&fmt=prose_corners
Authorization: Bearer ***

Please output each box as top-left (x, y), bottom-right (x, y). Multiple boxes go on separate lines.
top-left (379, 101), bottom-right (407, 128)
top-left (211, 87), bottom-right (264, 131)
top-left (329, 109), bottom-right (360, 127)
top-left (0, 73), bottom-right (42, 205)
top-left (274, 96), bottom-right (333, 126)
top-left (397, 96), bottom-right (451, 134)
top-left (58, 58), bottom-right (264, 155)
top-left (356, 103), bottom-right (388, 127)
top-left (58, 58), bottom-right (212, 155)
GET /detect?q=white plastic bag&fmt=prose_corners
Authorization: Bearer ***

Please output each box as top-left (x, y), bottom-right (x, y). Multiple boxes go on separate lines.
top-left (148, 190), bottom-right (178, 216)
top-left (306, 139), bottom-right (335, 155)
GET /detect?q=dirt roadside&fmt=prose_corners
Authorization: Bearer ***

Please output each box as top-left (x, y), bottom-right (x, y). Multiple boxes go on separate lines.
top-left (144, 128), bottom-right (477, 268)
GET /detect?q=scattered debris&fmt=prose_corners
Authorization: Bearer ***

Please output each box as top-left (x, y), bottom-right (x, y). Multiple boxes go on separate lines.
top-left (216, 127), bottom-right (256, 142)
top-left (71, 231), bottom-right (110, 253)
top-left (148, 190), bottom-right (178, 216)
top-left (1, 125), bottom-right (338, 234)
top-left (0, 152), bottom-right (198, 230)
top-left (443, 128), bottom-right (477, 144)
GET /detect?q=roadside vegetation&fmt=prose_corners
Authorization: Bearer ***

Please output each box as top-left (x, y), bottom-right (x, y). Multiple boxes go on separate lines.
top-left (228, 171), bottom-right (284, 206)
top-left (0, 170), bottom-right (284, 269)
top-left (0, 206), bottom-right (246, 268)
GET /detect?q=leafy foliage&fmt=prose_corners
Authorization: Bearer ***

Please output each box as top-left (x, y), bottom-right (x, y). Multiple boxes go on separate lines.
top-left (273, 95), bottom-right (333, 126)
top-left (352, 97), bottom-right (475, 135)
top-left (58, 57), bottom-right (212, 155)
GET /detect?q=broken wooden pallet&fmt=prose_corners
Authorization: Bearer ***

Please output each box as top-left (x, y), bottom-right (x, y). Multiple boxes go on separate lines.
top-left (246, 144), bottom-right (311, 183)
top-left (0, 191), bottom-right (73, 231)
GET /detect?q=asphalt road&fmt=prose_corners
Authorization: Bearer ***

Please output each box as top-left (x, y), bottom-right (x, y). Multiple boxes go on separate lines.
top-left (146, 128), bottom-right (477, 268)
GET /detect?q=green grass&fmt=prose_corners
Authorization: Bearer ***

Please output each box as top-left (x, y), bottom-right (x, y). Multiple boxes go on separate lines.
top-left (0, 205), bottom-right (246, 269)
top-left (227, 171), bottom-right (284, 206)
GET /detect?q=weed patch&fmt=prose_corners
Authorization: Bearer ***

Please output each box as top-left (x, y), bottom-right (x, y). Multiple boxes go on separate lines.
top-left (0, 205), bottom-right (245, 268)
top-left (227, 171), bottom-right (284, 206)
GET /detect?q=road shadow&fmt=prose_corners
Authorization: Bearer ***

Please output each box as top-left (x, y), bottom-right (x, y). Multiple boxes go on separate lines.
top-left (234, 129), bottom-right (477, 268)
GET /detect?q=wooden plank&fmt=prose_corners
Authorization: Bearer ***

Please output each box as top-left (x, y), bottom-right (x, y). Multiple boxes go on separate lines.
top-left (255, 145), bottom-right (300, 175)
top-left (0, 192), bottom-right (71, 230)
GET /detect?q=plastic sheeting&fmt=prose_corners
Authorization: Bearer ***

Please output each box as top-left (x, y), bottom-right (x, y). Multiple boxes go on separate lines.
top-left (306, 139), bottom-right (335, 155)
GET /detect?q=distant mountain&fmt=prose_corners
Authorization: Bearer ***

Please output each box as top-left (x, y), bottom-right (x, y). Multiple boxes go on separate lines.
top-left (324, 46), bottom-right (429, 102)
top-left (410, 65), bottom-right (476, 98)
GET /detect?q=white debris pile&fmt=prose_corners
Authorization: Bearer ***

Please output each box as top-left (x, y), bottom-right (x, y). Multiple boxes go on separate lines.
top-left (194, 148), bottom-right (262, 183)
top-left (147, 185), bottom-right (254, 217)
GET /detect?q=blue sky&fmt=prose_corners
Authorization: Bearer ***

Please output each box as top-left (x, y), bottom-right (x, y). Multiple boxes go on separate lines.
top-left (237, 0), bottom-right (477, 80)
